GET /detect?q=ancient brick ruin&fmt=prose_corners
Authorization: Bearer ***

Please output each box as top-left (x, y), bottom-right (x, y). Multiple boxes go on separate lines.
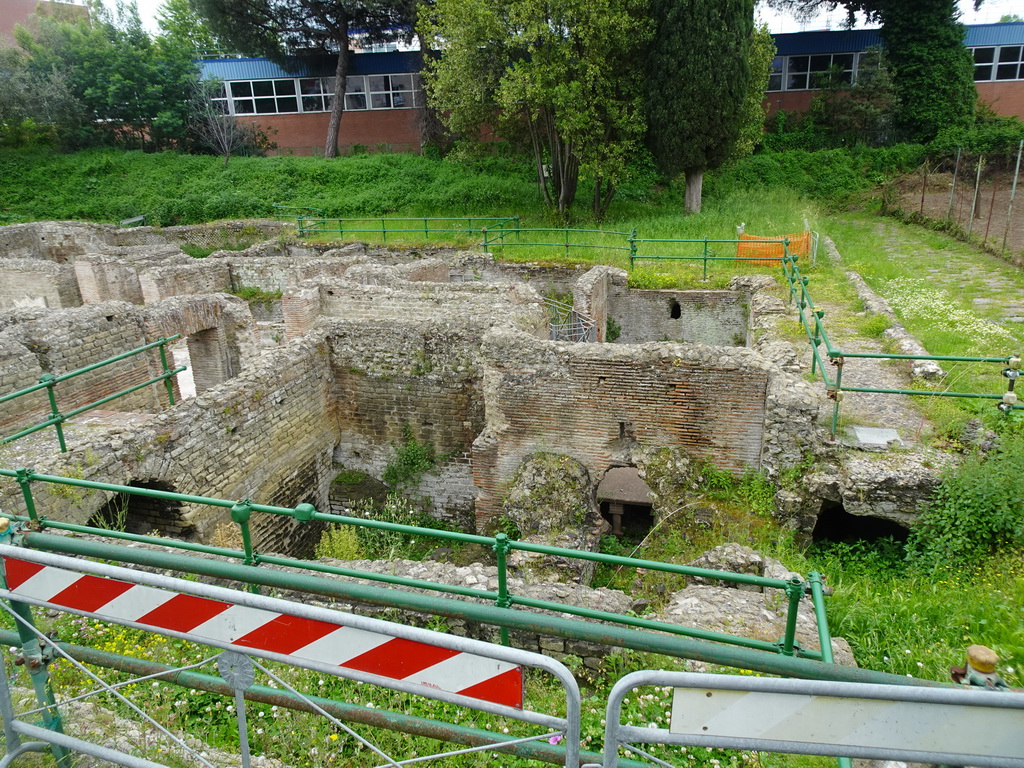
top-left (0, 220), bottom-right (834, 558)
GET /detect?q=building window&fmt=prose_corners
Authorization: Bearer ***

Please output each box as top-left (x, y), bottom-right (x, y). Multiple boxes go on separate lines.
top-left (767, 52), bottom-right (856, 92)
top-left (213, 74), bottom-right (422, 116)
top-left (300, 77), bottom-right (336, 112)
top-left (345, 74), bottom-right (421, 110)
top-left (973, 46), bottom-right (1023, 81)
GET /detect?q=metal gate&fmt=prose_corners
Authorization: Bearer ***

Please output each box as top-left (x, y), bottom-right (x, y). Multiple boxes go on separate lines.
top-left (588, 670), bottom-right (1024, 768)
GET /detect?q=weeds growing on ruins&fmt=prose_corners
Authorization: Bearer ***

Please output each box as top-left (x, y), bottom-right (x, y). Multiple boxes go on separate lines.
top-left (2, 139), bottom-right (1024, 766)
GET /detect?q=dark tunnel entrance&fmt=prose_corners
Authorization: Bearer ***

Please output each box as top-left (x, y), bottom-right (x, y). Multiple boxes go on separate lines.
top-left (812, 499), bottom-right (909, 544)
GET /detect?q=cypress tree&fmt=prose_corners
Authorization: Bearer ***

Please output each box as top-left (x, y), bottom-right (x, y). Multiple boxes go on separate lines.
top-left (643, 0), bottom-right (755, 214)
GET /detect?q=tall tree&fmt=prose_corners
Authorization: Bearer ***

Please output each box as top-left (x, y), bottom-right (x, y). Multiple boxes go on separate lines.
top-left (192, 0), bottom-right (406, 158)
top-left (156, 0), bottom-right (223, 56)
top-left (422, 0), bottom-right (651, 218)
top-left (769, 0), bottom-right (976, 142)
top-left (11, 1), bottom-right (199, 149)
top-left (644, 0), bottom-right (754, 214)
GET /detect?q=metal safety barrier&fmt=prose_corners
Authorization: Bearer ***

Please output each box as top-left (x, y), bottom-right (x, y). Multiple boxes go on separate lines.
top-left (782, 252), bottom-right (1024, 434)
top-left (0, 469), bottom-right (835, 664)
top-left (0, 337), bottom-right (185, 453)
top-left (295, 216), bottom-right (519, 242)
top-left (589, 670), bottom-right (1024, 768)
top-left (0, 545), bottom-right (583, 768)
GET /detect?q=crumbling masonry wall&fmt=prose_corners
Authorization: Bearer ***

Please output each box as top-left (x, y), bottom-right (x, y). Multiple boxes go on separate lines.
top-left (472, 329), bottom-right (778, 525)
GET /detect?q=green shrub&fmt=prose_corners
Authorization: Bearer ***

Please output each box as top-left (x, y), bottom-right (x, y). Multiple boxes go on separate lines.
top-left (382, 424), bottom-right (437, 489)
top-left (907, 436), bottom-right (1024, 568)
top-left (314, 525), bottom-right (364, 560)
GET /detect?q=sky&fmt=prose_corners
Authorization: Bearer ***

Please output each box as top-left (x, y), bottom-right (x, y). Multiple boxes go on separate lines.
top-left (115, 0), bottom-right (1024, 35)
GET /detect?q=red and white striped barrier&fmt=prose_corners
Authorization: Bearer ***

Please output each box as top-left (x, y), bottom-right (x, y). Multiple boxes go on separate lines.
top-left (2, 556), bottom-right (523, 709)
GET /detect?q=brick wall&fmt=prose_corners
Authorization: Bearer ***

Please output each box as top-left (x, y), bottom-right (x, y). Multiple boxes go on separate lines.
top-left (0, 303), bottom-right (168, 438)
top-left (327, 319), bottom-right (487, 521)
top-left (0, 260), bottom-right (81, 309)
top-left (472, 329), bottom-right (771, 524)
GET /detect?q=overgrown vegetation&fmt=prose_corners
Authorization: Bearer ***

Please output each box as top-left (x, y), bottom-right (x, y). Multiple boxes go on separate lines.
top-left (382, 424), bottom-right (439, 490)
top-left (316, 493), bottom-right (458, 561)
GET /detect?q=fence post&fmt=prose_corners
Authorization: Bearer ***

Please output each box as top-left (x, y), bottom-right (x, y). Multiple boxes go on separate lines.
top-left (968, 155), bottom-right (984, 238)
top-left (231, 500), bottom-right (261, 594)
top-left (158, 340), bottom-right (176, 407)
top-left (564, 227), bottom-right (570, 259)
top-left (831, 357), bottom-right (844, 437)
top-left (38, 375), bottom-right (66, 453)
top-left (15, 468), bottom-right (38, 523)
top-left (381, 218), bottom-right (387, 243)
top-left (702, 236), bottom-right (709, 282)
top-left (779, 577), bottom-right (804, 656)
top-left (494, 534), bottom-right (512, 646)
top-left (946, 147), bottom-right (962, 221)
top-left (628, 228), bottom-right (637, 269)
top-left (1002, 139), bottom-right (1023, 254)
top-left (1, 591), bottom-right (71, 766)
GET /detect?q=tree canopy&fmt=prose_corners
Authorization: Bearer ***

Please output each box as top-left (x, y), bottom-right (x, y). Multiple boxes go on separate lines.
top-left (769, 0), bottom-right (976, 142)
top-left (5, 3), bottom-right (199, 150)
top-left (422, 0), bottom-right (652, 219)
top-left (192, 0), bottom-right (408, 158)
top-left (643, 0), bottom-right (755, 213)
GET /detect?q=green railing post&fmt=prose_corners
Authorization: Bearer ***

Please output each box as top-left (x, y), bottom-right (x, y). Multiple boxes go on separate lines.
top-left (780, 577), bottom-right (805, 656)
top-left (424, 218), bottom-right (428, 238)
top-left (381, 218), bottom-right (387, 243)
top-left (564, 227), bottom-right (570, 259)
top-left (493, 533), bottom-right (512, 646)
top-left (482, 227), bottom-right (489, 255)
top-left (158, 339), bottom-right (176, 407)
top-left (831, 357), bottom-right (844, 437)
top-left (15, 468), bottom-right (38, 523)
top-left (810, 309), bottom-right (825, 375)
top-left (230, 500), bottom-right (260, 593)
top-left (515, 216), bottom-right (521, 243)
top-left (702, 236), bottom-right (709, 282)
top-left (0, 561), bottom-right (71, 767)
top-left (629, 228), bottom-right (637, 269)
top-left (38, 375), bottom-right (66, 453)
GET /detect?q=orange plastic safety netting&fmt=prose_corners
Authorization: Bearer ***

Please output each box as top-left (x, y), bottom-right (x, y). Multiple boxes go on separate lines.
top-left (736, 231), bottom-right (812, 266)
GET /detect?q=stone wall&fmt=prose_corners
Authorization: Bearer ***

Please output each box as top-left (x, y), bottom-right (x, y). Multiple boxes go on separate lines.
top-left (472, 329), bottom-right (778, 524)
top-left (327, 319), bottom-right (490, 524)
top-left (0, 331), bottom-right (339, 556)
top-left (0, 260), bottom-right (81, 309)
top-left (597, 270), bottom-right (749, 346)
top-left (0, 303), bottom-right (169, 435)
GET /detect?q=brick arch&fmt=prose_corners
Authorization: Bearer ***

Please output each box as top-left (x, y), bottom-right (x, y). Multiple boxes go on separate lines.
top-left (143, 295), bottom-right (259, 395)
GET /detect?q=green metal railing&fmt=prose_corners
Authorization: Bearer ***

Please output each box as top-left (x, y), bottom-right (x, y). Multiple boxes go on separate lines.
top-left (480, 222), bottom-right (792, 280)
top-left (295, 216), bottom-right (519, 242)
top-left (482, 225), bottom-right (633, 260)
top-left (781, 253), bottom-right (1024, 434)
top-left (271, 204), bottom-right (323, 222)
top-left (630, 236), bottom-right (790, 280)
top-left (0, 338), bottom-right (185, 453)
top-left (1, 469), bottom-right (831, 662)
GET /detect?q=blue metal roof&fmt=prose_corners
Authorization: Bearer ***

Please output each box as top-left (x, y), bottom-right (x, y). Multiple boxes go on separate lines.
top-left (964, 22), bottom-right (1024, 47)
top-left (199, 51), bottom-right (421, 81)
top-left (773, 22), bottom-right (1024, 56)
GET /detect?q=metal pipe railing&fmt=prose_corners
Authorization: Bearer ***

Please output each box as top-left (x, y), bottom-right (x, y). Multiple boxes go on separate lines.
top-left (780, 253), bottom-right (1024, 434)
top-left (8, 528), bottom-right (937, 688)
top-left (0, 468), bottom-right (827, 662)
top-left (0, 336), bottom-right (184, 453)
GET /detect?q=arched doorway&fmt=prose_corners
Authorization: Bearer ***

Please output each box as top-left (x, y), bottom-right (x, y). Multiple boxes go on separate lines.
top-left (596, 467), bottom-right (654, 538)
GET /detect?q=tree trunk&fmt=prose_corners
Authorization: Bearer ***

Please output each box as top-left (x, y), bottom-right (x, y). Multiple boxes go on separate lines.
top-left (324, 20), bottom-right (350, 159)
top-left (684, 168), bottom-right (703, 214)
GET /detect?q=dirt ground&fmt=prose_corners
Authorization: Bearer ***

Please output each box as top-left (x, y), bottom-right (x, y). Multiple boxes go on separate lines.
top-left (896, 170), bottom-right (1024, 259)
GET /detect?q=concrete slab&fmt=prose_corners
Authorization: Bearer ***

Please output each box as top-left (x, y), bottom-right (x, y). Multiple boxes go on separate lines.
top-left (850, 426), bottom-right (904, 449)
